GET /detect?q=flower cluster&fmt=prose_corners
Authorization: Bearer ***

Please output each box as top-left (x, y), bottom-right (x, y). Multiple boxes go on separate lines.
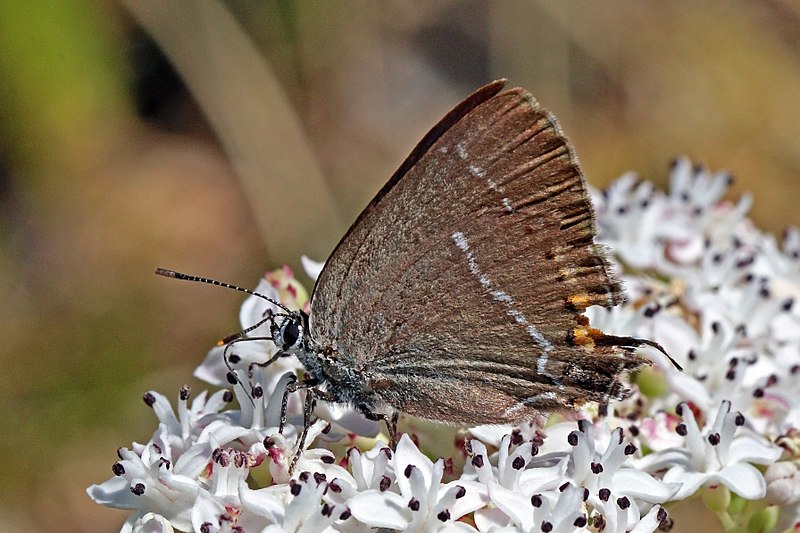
top-left (89, 159), bottom-right (799, 532)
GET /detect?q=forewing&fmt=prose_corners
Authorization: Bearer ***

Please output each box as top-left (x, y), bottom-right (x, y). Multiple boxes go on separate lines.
top-left (311, 83), bottom-right (641, 424)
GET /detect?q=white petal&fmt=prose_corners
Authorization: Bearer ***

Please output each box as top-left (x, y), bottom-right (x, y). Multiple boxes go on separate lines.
top-left (713, 462), bottom-right (767, 499)
top-left (487, 482), bottom-right (534, 531)
top-left (612, 469), bottom-right (680, 503)
top-left (190, 489), bottom-right (226, 533)
top-left (239, 278), bottom-right (281, 331)
top-left (662, 467), bottom-right (709, 500)
top-left (239, 481), bottom-right (285, 522)
top-left (122, 512), bottom-right (175, 533)
top-left (629, 506), bottom-right (664, 533)
top-left (394, 434), bottom-right (434, 498)
top-left (468, 424), bottom-right (513, 447)
top-left (86, 477), bottom-right (140, 510)
top-left (172, 443), bottom-right (213, 479)
top-left (301, 256), bottom-right (325, 281)
top-left (727, 434), bottom-right (782, 465)
top-left (473, 507), bottom-right (511, 531)
top-left (442, 480), bottom-right (489, 518)
top-left (193, 346), bottom-right (231, 387)
top-left (348, 490), bottom-right (409, 529)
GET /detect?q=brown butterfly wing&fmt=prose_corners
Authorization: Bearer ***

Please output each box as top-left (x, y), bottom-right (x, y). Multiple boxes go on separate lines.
top-left (310, 81), bottom-right (644, 424)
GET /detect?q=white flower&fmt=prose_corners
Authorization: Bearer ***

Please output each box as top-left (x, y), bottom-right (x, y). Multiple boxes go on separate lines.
top-left (348, 435), bottom-right (486, 532)
top-left (90, 159), bottom-right (800, 533)
top-left (765, 461), bottom-right (800, 505)
top-left (466, 423), bottom-right (675, 533)
top-left (641, 400), bottom-right (782, 499)
top-left (121, 512), bottom-right (175, 533)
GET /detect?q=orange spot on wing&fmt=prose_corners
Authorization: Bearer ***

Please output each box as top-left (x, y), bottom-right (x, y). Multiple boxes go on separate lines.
top-left (567, 293), bottom-right (591, 310)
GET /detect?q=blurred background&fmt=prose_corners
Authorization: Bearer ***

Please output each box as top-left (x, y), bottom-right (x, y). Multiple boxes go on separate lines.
top-left (1, 1), bottom-right (799, 531)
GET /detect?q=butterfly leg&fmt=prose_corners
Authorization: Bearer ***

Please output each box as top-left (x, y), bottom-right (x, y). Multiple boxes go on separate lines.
top-left (279, 375), bottom-right (319, 433)
top-left (288, 385), bottom-right (319, 474)
top-left (362, 409), bottom-right (399, 449)
top-left (279, 375), bottom-right (334, 474)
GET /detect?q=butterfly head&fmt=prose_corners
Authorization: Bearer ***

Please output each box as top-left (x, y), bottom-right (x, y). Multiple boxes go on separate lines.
top-left (271, 310), bottom-right (309, 355)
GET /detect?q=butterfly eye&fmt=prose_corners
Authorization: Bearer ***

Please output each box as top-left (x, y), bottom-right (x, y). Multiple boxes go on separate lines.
top-left (279, 318), bottom-right (302, 351)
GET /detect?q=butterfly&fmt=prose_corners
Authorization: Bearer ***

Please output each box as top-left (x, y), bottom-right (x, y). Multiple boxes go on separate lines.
top-left (158, 79), bottom-right (675, 462)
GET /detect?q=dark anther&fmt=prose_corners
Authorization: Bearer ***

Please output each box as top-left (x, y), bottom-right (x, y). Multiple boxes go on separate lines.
top-left (313, 472), bottom-right (326, 484)
top-left (216, 451), bottom-right (230, 467)
top-left (340, 508), bottom-right (351, 520)
top-left (676, 423), bottom-right (688, 436)
top-left (251, 385), bottom-right (263, 398)
top-left (643, 305), bottom-right (660, 318)
top-left (408, 498), bottom-right (420, 511)
top-left (321, 455), bottom-right (335, 464)
top-left (708, 433), bottom-right (721, 446)
top-left (735, 412), bottom-right (745, 426)
top-left (541, 521), bottom-right (553, 532)
top-left (591, 462), bottom-right (604, 474)
top-left (511, 429), bottom-right (524, 445)
top-left (455, 485), bottom-right (466, 499)
top-left (404, 464), bottom-right (415, 478)
top-left (568, 431), bottom-right (579, 446)
top-left (437, 509), bottom-right (451, 522)
top-left (328, 480), bottom-right (342, 493)
top-left (559, 482), bottom-right (570, 492)
top-left (228, 354), bottom-right (241, 364)
top-left (753, 388), bottom-right (765, 398)
top-left (471, 454), bottom-right (484, 468)
top-left (112, 462), bottom-right (125, 476)
top-left (617, 496), bottom-right (631, 509)
top-left (143, 392), bottom-right (156, 407)
top-left (624, 443), bottom-right (637, 455)
top-left (130, 483), bottom-right (146, 496)
top-left (594, 515), bottom-right (606, 531)
top-left (222, 390), bottom-right (234, 403)
top-left (379, 475), bottom-right (391, 492)
top-left (289, 480), bottom-right (302, 496)
top-left (179, 385), bottom-right (190, 401)
top-left (599, 488), bottom-right (611, 502)
top-left (531, 494), bottom-right (543, 507)
top-left (512, 456), bottom-right (525, 470)
top-left (226, 371), bottom-right (238, 385)
top-left (574, 515), bottom-right (588, 527)
top-left (321, 503), bottom-right (333, 517)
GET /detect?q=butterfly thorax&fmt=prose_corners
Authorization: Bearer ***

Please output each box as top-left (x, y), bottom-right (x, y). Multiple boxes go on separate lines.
top-left (273, 312), bottom-right (370, 405)
top-left (296, 341), bottom-right (381, 413)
